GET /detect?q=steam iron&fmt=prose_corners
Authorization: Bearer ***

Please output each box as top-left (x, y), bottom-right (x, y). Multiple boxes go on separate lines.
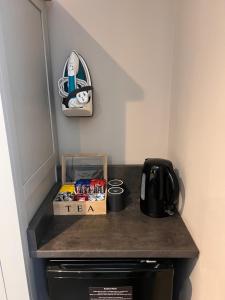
top-left (58, 51), bottom-right (93, 117)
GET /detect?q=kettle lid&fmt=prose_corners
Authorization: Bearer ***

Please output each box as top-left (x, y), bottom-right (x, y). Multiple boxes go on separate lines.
top-left (144, 158), bottom-right (173, 169)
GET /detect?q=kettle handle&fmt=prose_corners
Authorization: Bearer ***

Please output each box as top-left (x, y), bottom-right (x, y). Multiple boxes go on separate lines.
top-left (167, 168), bottom-right (179, 213)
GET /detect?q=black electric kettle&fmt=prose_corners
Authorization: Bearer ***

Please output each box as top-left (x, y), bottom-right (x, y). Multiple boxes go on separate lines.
top-left (140, 158), bottom-right (179, 217)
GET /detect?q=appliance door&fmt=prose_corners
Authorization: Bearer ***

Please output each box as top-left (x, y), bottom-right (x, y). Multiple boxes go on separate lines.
top-left (47, 260), bottom-right (173, 300)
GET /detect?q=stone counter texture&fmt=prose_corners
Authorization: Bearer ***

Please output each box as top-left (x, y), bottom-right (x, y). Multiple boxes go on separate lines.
top-left (28, 165), bottom-right (199, 259)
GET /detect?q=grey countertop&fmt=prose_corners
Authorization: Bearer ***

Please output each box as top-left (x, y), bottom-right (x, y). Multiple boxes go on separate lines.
top-left (28, 165), bottom-right (199, 259)
top-left (28, 194), bottom-right (198, 259)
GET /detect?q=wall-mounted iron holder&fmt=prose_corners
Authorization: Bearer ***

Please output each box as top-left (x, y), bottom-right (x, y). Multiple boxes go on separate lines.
top-left (58, 51), bottom-right (93, 117)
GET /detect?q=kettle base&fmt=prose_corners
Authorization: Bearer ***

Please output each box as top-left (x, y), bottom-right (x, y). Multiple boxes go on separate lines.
top-left (140, 206), bottom-right (171, 218)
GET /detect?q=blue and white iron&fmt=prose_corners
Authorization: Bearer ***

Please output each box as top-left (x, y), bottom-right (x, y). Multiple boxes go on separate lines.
top-left (58, 51), bottom-right (93, 116)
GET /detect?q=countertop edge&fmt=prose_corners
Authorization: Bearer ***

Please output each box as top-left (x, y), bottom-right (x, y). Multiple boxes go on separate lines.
top-left (33, 249), bottom-right (199, 259)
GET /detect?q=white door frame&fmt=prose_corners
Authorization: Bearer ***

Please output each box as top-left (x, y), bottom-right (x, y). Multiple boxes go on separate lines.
top-left (0, 2), bottom-right (31, 298)
top-left (0, 262), bottom-right (7, 300)
top-left (0, 89), bottom-right (30, 299)
top-left (0, 0), bottom-right (53, 299)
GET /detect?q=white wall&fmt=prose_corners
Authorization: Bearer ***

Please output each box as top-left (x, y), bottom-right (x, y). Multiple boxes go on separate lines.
top-left (47, 0), bottom-right (175, 163)
top-left (169, 1), bottom-right (225, 299)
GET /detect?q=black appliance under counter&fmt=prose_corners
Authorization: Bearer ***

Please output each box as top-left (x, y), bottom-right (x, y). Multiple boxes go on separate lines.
top-left (47, 259), bottom-right (174, 300)
top-left (28, 185), bottom-right (198, 259)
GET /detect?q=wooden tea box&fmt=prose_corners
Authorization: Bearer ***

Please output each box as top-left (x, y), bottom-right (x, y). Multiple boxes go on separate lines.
top-left (53, 153), bottom-right (107, 215)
